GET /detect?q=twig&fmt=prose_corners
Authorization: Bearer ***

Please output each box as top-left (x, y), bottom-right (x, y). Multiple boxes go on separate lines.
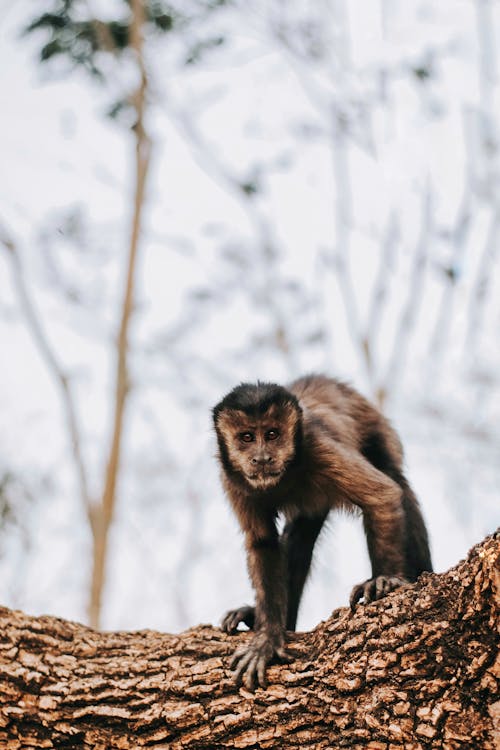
top-left (363, 211), bottom-right (400, 386)
top-left (377, 183), bottom-right (432, 407)
top-left (0, 221), bottom-right (92, 516)
top-left (427, 188), bottom-right (471, 375)
top-left (465, 208), bottom-right (500, 355)
top-left (165, 103), bottom-right (299, 374)
top-left (329, 105), bottom-right (372, 387)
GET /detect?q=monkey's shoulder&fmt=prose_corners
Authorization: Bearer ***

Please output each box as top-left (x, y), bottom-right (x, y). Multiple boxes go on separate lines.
top-left (288, 373), bottom-right (353, 403)
top-left (291, 374), bottom-right (395, 445)
top-left (289, 374), bottom-right (372, 414)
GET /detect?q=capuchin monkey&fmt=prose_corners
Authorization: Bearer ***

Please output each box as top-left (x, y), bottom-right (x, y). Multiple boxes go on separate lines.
top-left (213, 375), bottom-right (432, 690)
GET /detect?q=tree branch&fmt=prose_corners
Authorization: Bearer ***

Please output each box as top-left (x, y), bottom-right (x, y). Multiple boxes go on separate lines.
top-left (378, 183), bottom-right (433, 408)
top-left (0, 222), bottom-right (92, 517)
top-left (0, 532), bottom-right (498, 749)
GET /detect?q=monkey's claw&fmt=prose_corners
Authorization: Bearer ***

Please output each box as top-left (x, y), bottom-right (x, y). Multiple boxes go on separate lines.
top-left (230, 632), bottom-right (291, 691)
top-left (221, 605), bottom-right (255, 634)
top-left (349, 575), bottom-right (408, 609)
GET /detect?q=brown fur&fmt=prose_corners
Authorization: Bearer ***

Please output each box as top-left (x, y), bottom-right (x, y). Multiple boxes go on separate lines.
top-left (213, 374), bottom-right (432, 689)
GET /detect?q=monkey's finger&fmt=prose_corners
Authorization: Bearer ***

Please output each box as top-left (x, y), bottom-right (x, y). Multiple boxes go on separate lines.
top-left (221, 613), bottom-right (235, 633)
top-left (233, 661), bottom-right (247, 688)
top-left (275, 646), bottom-right (293, 664)
top-left (229, 648), bottom-right (251, 670)
top-left (223, 608), bottom-right (247, 633)
top-left (232, 648), bottom-right (256, 681)
top-left (375, 576), bottom-right (387, 599)
top-left (230, 646), bottom-right (249, 671)
top-left (222, 612), bottom-right (242, 634)
top-left (233, 606), bottom-right (255, 630)
top-left (349, 583), bottom-right (364, 609)
top-left (374, 575), bottom-right (407, 601)
top-left (389, 576), bottom-right (408, 592)
top-left (363, 579), bottom-right (377, 603)
top-left (243, 657), bottom-right (260, 691)
top-left (233, 665), bottom-right (245, 688)
top-left (222, 606), bottom-right (256, 634)
top-left (257, 656), bottom-right (268, 689)
top-left (379, 576), bottom-right (396, 597)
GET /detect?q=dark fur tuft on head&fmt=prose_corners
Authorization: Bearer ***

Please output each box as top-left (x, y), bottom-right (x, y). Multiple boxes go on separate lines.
top-left (213, 382), bottom-right (301, 423)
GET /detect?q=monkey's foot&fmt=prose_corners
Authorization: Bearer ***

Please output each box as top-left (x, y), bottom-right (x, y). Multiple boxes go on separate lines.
top-left (349, 575), bottom-right (408, 609)
top-left (230, 631), bottom-right (291, 690)
top-left (221, 605), bottom-right (255, 634)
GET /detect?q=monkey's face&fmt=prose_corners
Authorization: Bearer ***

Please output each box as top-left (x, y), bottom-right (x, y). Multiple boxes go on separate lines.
top-left (215, 403), bottom-right (300, 490)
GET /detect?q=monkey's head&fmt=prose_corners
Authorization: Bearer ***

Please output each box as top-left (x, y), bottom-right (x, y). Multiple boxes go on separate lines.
top-left (213, 382), bottom-right (302, 491)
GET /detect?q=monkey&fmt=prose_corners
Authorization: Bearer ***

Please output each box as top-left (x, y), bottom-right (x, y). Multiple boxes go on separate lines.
top-left (212, 374), bottom-right (432, 690)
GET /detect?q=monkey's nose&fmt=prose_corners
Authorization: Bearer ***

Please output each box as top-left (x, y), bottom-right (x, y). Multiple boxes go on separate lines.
top-left (251, 455), bottom-right (274, 466)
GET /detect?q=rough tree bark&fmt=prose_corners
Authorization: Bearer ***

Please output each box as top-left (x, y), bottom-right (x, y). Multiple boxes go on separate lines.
top-left (0, 533), bottom-right (498, 750)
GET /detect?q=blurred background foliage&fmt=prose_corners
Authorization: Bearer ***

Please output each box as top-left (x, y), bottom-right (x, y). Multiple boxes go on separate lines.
top-left (0, 0), bottom-right (499, 632)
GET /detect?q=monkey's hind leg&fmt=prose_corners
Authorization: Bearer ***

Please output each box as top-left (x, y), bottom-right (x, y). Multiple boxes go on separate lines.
top-left (397, 473), bottom-right (433, 580)
top-left (282, 513), bottom-right (327, 631)
top-left (361, 431), bottom-right (433, 581)
top-left (325, 443), bottom-right (409, 609)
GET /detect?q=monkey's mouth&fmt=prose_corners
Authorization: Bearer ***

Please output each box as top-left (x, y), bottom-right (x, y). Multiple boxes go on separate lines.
top-left (246, 470), bottom-right (283, 488)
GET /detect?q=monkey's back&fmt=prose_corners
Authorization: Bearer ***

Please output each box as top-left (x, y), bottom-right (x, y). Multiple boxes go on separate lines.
top-left (288, 374), bottom-right (404, 465)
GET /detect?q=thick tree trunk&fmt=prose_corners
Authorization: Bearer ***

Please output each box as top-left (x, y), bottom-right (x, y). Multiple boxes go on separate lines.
top-left (0, 534), bottom-right (498, 749)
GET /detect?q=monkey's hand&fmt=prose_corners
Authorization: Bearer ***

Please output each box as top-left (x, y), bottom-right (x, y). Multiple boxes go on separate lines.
top-left (350, 575), bottom-right (408, 609)
top-left (230, 630), bottom-right (291, 690)
top-left (221, 605), bottom-right (255, 634)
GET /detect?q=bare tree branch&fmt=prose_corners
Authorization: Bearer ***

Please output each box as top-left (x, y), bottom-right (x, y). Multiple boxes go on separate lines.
top-left (378, 183), bottom-right (433, 407)
top-left (0, 532), bottom-right (497, 748)
top-left (165, 103), bottom-right (299, 373)
top-left (329, 106), bottom-right (373, 387)
top-left (466, 208), bottom-right (500, 355)
top-left (427, 189), bottom-right (470, 378)
top-left (363, 211), bottom-right (400, 394)
top-left (0, 222), bottom-right (92, 516)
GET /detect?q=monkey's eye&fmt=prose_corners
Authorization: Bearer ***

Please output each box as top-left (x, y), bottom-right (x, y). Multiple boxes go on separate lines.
top-left (266, 429), bottom-right (280, 441)
top-left (240, 432), bottom-right (255, 443)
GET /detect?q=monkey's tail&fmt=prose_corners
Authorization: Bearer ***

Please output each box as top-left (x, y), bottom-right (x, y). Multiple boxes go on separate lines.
top-left (396, 471), bottom-right (433, 580)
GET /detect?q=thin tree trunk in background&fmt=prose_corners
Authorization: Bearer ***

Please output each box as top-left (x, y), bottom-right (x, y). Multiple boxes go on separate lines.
top-left (378, 184), bottom-right (432, 409)
top-left (0, 533), bottom-right (498, 749)
top-left (0, 226), bottom-right (91, 516)
top-left (88, 0), bottom-right (152, 628)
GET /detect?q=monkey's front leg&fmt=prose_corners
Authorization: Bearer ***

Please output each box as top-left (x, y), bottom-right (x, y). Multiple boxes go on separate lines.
top-left (230, 535), bottom-right (290, 690)
top-left (230, 629), bottom-right (290, 690)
